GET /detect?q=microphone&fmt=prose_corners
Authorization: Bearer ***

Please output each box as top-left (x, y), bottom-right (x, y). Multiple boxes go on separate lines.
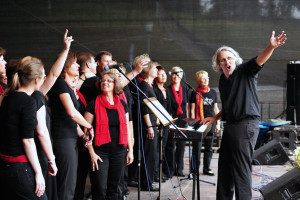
top-left (168, 71), bottom-right (183, 75)
top-left (104, 64), bottom-right (122, 71)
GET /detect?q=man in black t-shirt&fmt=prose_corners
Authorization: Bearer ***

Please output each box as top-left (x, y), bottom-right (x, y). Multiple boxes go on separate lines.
top-left (202, 31), bottom-right (286, 200)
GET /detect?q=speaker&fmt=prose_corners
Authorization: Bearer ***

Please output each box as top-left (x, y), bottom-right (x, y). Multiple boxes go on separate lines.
top-left (252, 140), bottom-right (289, 165)
top-left (259, 168), bottom-right (300, 200)
top-left (287, 62), bottom-right (300, 125)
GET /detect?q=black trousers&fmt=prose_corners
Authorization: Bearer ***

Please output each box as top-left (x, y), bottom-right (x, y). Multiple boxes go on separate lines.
top-left (140, 125), bottom-right (158, 189)
top-left (90, 145), bottom-right (127, 200)
top-left (37, 145), bottom-right (58, 200)
top-left (0, 161), bottom-right (48, 200)
top-left (74, 139), bottom-right (91, 200)
top-left (165, 130), bottom-right (185, 177)
top-left (217, 119), bottom-right (259, 200)
top-left (192, 123), bottom-right (216, 172)
top-left (127, 127), bottom-right (139, 183)
top-left (53, 138), bottom-right (78, 200)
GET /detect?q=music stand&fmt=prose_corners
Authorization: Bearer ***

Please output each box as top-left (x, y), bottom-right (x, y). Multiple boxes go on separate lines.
top-left (143, 97), bottom-right (177, 200)
top-left (170, 123), bottom-right (216, 200)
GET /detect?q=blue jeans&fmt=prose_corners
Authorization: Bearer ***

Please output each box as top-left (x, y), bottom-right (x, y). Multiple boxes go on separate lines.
top-left (0, 161), bottom-right (47, 200)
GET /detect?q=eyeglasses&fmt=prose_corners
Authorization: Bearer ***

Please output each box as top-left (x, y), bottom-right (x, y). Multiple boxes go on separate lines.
top-left (101, 79), bottom-right (115, 83)
top-left (219, 56), bottom-right (234, 64)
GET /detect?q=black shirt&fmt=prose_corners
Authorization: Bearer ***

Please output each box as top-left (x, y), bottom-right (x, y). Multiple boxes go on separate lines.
top-left (48, 78), bottom-right (79, 139)
top-left (153, 82), bottom-right (171, 114)
top-left (86, 99), bottom-right (128, 152)
top-left (79, 76), bottom-right (100, 103)
top-left (0, 92), bottom-right (37, 156)
top-left (190, 89), bottom-right (218, 118)
top-left (219, 57), bottom-right (263, 122)
top-left (167, 84), bottom-right (188, 120)
top-left (139, 81), bottom-right (158, 123)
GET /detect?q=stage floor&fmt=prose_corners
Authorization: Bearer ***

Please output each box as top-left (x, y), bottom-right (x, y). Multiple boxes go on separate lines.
top-left (83, 147), bottom-right (293, 200)
top-left (125, 149), bottom-right (292, 200)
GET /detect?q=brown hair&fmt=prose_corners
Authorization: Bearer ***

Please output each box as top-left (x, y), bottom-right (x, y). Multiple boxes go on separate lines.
top-left (77, 52), bottom-right (94, 72)
top-left (95, 50), bottom-right (112, 62)
top-left (99, 71), bottom-right (123, 95)
top-left (60, 52), bottom-right (77, 78)
top-left (0, 47), bottom-right (6, 57)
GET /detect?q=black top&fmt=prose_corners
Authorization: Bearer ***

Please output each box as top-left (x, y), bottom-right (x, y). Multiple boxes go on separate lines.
top-left (79, 76), bottom-right (100, 103)
top-left (190, 89), bottom-right (218, 118)
top-left (123, 85), bottom-right (133, 121)
top-left (219, 57), bottom-right (263, 122)
top-left (86, 99), bottom-right (128, 152)
top-left (127, 76), bottom-right (143, 129)
top-left (48, 78), bottom-right (79, 139)
top-left (0, 92), bottom-right (37, 156)
top-left (167, 84), bottom-right (188, 120)
top-left (153, 82), bottom-right (171, 114)
top-left (139, 81), bottom-right (158, 123)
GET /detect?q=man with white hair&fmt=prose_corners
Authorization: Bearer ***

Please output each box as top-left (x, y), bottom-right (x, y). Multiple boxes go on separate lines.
top-left (202, 31), bottom-right (286, 200)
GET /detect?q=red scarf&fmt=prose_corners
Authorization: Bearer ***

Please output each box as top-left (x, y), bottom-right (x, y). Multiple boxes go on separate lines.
top-left (94, 94), bottom-right (128, 147)
top-left (76, 89), bottom-right (87, 107)
top-left (171, 84), bottom-right (183, 115)
top-left (119, 92), bottom-right (127, 104)
top-left (0, 85), bottom-right (4, 95)
top-left (195, 86), bottom-right (210, 120)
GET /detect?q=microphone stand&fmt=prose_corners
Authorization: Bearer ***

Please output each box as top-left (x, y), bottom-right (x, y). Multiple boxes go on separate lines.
top-left (116, 66), bottom-right (187, 200)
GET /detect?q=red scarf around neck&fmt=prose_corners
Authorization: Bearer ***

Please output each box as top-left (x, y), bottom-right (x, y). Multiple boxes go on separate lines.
top-left (171, 84), bottom-right (183, 115)
top-left (94, 94), bottom-right (127, 147)
top-left (76, 89), bottom-right (87, 107)
top-left (195, 86), bottom-right (210, 120)
top-left (0, 85), bottom-right (4, 95)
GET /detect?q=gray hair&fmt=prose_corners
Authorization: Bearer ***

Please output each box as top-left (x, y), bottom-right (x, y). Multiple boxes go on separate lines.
top-left (212, 46), bottom-right (243, 73)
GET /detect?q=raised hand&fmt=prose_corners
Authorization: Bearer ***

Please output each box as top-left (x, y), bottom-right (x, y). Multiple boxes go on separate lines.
top-left (270, 31), bottom-right (287, 49)
top-left (63, 29), bottom-right (74, 51)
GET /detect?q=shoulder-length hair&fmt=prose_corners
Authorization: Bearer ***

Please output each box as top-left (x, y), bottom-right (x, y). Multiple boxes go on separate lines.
top-left (60, 52), bottom-right (77, 78)
top-left (99, 71), bottom-right (123, 95)
top-left (212, 46), bottom-right (243, 73)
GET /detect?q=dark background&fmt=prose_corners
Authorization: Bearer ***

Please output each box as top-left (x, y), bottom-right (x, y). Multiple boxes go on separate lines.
top-left (1, 0), bottom-right (299, 88)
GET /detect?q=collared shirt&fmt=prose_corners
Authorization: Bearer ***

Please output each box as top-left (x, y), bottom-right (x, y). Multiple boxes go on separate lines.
top-left (219, 57), bottom-right (263, 122)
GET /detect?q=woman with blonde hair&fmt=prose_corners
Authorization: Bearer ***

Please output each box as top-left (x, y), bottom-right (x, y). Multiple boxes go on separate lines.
top-left (190, 70), bottom-right (220, 176)
top-left (0, 59), bottom-right (47, 199)
top-left (165, 66), bottom-right (187, 177)
top-left (138, 61), bottom-right (160, 191)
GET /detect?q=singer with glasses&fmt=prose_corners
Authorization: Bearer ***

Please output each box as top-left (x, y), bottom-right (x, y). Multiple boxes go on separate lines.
top-left (165, 66), bottom-right (188, 178)
top-left (84, 71), bottom-right (133, 199)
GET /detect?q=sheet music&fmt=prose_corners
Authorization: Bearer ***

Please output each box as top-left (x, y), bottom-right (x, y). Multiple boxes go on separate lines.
top-left (169, 124), bottom-right (208, 132)
top-left (143, 97), bottom-right (174, 126)
top-left (197, 124), bottom-right (208, 132)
